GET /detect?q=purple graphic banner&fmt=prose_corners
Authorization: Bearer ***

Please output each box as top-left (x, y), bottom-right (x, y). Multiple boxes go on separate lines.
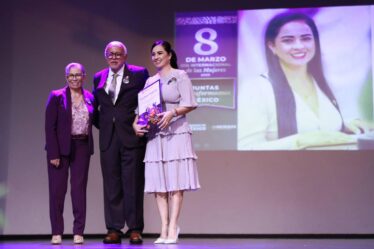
top-left (175, 12), bottom-right (237, 110)
top-left (175, 12), bottom-right (238, 150)
top-left (176, 12), bottom-right (237, 79)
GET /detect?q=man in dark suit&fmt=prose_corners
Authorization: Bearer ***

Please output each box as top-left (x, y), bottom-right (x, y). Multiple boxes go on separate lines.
top-left (92, 41), bottom-right (149, 244)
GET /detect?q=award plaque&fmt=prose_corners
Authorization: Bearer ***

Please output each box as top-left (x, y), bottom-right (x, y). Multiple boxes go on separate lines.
top-left (137, 80), bottom-right (162, 127)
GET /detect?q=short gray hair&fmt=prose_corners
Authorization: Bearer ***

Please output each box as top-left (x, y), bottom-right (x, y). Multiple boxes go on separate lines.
top-left (104, 41), bottom-right (128, 57)
top-left (65, 62), bottom-right (85, 75)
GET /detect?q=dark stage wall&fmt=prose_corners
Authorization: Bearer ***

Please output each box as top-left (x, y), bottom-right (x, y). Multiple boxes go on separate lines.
top-left (1, 0), bottom-right (374, 235)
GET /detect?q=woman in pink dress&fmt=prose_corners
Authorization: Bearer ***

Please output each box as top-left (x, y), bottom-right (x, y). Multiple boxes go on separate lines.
top-left (133, 40), bottom-right (200, 244)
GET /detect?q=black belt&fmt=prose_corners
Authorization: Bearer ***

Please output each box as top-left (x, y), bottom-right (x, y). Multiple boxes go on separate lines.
top-left (71, 134), bottom-right (88, 140)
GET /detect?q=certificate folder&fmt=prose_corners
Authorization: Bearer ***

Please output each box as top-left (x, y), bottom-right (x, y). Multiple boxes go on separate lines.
top-left (137, 79), bottom-right (162, 127)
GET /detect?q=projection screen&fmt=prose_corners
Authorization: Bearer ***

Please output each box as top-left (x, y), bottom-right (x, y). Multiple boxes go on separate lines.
top-left (175, 5), bottom-right (374, 151)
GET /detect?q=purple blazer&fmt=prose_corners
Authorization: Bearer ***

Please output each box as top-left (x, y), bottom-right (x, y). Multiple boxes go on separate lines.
top-left (45, 86), bottom-right (95, 160)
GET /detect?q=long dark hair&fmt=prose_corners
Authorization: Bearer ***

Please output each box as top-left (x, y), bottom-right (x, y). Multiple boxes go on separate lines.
top-left (264, 11), bottom-right (342, 138)
top-left (151, 40), bottom-right (179, 69)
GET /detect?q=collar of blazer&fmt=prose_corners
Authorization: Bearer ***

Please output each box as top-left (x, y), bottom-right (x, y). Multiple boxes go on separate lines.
top-left (63, 85), bottom-right (92, 108)
top-left (61, 86), bottom-right (72, 123)
top-left (97, 69), bottom-right (109, 90)
top-left (62, 86), bottom-right (71, 107)
top-left (63, 86), bottom-right (93, 125)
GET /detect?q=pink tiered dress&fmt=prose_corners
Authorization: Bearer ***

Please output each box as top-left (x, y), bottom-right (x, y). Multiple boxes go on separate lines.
top-left (143, 69), bottom-right (200, 193)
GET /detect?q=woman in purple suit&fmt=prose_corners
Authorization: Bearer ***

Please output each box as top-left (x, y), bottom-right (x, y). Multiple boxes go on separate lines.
top-left (45, 62), bottom-right (95, 245)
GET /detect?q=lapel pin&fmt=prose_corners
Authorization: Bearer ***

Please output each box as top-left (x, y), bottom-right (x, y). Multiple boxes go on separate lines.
top-left (167, 77), bottom-right (177, 85)
top-left (123, 75), bottom-right (130, 84)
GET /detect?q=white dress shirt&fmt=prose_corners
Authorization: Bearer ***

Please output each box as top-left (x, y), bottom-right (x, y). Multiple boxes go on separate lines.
top-left (105, 65), bottom-right (124, 103)
top-left (238, 76), bottom-right (343, 150)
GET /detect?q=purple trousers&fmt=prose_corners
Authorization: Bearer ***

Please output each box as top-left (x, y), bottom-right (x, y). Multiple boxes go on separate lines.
top-left (48, 139), bottom-right (90, 235)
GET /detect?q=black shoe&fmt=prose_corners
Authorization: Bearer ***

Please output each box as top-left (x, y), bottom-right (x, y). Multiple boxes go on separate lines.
top-left (103, 230), bottom-right (121, 244)
top-left (129, 231), bottom-right (143, 244)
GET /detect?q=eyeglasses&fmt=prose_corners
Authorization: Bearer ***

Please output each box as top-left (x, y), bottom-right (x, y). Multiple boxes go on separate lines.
top-left (106, 52), bottom-right (124, 59)
top-left (66, 73), bottom-right (84, 79)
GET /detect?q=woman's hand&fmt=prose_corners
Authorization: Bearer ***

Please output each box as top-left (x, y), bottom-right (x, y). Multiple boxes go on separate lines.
top-left (345, 119), bottom-right (374, 134)
top-left (157, 111), bottom-right (174, 129)
top-left (133, 122), bottom-right (148, 137)
top-left (133, 115), bottom-right (148, 137)
top-left (50, 158), bottom-right (60, 168)
top-left (295, 130), bottom-right (356, 149)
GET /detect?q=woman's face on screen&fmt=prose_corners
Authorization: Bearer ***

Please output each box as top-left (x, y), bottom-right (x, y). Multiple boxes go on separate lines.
top-left (269, 20), bottom-right (316, 69)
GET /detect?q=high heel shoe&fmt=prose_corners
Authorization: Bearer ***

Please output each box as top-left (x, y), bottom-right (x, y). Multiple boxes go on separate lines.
top-left (164, 226), bottom-right (180, 244)
top-left (73, 235), bottom-right (84, 244)
top-left (154, 237), bottom-right (166, 244)
top-left (51, 235), bottom-right (62, 245)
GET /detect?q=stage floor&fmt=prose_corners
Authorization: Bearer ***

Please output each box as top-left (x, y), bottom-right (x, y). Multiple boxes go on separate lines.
top-left (1, 238), bottom-right (374, 249)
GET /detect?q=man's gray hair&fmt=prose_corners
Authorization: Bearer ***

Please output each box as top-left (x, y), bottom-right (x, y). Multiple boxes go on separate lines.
top-left (104, 41), bottom-right (128, 57)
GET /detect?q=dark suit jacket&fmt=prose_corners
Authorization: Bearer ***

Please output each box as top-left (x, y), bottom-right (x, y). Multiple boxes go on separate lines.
top-left (45, 86), bottom-right (95, 160)
top-left (93, 64), bottom-right (149, 151)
